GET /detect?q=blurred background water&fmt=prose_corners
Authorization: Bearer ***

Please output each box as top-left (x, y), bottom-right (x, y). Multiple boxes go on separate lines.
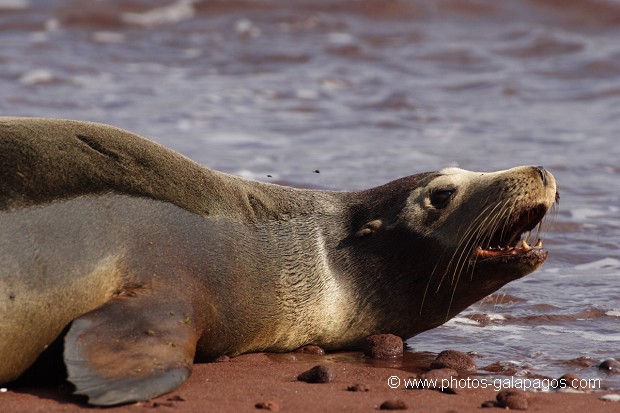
top-left (1, 0), bottom-right (618, 389)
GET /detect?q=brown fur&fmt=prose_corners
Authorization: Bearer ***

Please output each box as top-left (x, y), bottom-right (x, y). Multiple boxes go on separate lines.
top-left (0, 117), bottom-right (329, 221)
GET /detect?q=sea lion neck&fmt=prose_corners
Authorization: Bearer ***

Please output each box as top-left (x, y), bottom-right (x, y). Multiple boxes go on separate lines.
top-left (337, 172), bottom-right (437, 234)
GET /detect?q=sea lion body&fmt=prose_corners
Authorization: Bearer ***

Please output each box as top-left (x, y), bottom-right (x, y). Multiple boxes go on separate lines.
top-left (0, 118), bottom-right (558, 405)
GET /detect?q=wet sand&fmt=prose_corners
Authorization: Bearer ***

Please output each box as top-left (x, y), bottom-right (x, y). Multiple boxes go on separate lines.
top-left (3, 352), bottom-right (618, 412)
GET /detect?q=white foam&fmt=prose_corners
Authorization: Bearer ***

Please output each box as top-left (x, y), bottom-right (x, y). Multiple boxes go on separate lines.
top-left (205, 132), bottom-right (289, 148)
top-left (327, 32), bottom-right (355, 45)
top-left (578, 331), bottom-right (620, 342)
top-left (92, 31), bottom-right (126, 44)
top-left (176, 119), bottom-right (192, 132)
top-left (235, 169), bottom-right (278, 181)
top-left (19, 69), bottom-right (54, 85)
top-left (121, 0), bottom-right (195, 27)
top-left (574, 258), bottom-right (620, 271)
top-left (0, 0), bottom-right (29, 10)
top-left (448, 317), bottom-right (480, 326)
top-left (28, 32), bottom-right (49, 43)
top-left (485, 324), bottom-right (527, 341)
top-left (570, 207), bottom-right (614, 221)
top-left (445, 312), bottom-right (506, 327)
top-left (234, 18), bottom-right (261, 37)
top-left (549, 326), bottom-right (620, 342)
top-left (295, 89), bottom-right (319, 100)
top-left (600, 394), bottom-right (620, 402)
top-left (606, 309), bottom-right (620, 317)
top-left (45, 18), bottom-right (59, 32)
top-left (235, 169), bottom-right (262, 180)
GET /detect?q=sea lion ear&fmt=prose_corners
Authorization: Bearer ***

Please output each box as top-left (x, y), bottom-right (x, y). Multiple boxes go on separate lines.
top-left (355, 219), bottom-right (383, 237)
top-left (64, 294), bottom-right (198, 406)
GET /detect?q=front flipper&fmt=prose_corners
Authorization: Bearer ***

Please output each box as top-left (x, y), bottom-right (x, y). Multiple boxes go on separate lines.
top-left (64, 294), bottom-right (199, 406)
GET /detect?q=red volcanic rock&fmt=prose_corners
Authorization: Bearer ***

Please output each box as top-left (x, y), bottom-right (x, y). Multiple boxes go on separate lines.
top-left (556, 373), bottom-right (590, 391)
top-left (346, 383), bottom-right (370, 392)
top-left (430, 350), bottom-right (476, 373)
top-left (297, 365), bottom-right (334, 383)
top-left (379, 399), bottom-right (407, 410)
top-left (295, 345), bottom-right (325, 355)
top-left (497, 389), bottom-right (528, 410)
top-left (255, 401), bottom-right (279, 411)
top-left (363, 334), bottom-right (403, 358)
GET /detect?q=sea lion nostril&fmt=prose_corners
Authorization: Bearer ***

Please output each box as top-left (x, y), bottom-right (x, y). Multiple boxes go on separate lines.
top-left (533, 166), bottom-right (548, 186)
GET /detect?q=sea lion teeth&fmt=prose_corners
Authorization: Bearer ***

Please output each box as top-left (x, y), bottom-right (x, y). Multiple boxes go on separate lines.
top-left (521, 239), bottom-right (531, 251)
top-left (535, 239), bottom-right (543, 248)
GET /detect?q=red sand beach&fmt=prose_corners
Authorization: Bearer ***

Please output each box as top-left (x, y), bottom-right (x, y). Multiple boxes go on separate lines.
top-left (2, 352), bottom-right (617, 413)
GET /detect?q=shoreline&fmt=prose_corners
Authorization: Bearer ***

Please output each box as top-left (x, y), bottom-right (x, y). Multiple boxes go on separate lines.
top-left (3, 352), bottom-right (618, 412)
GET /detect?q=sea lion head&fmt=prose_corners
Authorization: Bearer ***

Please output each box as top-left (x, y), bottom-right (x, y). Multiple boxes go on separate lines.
top-left (406, 165), bottom-right (555, 267)
top-left (404, 165), bottom-right (557, 317)
top-left (349, 165), bottom-right (558, 336)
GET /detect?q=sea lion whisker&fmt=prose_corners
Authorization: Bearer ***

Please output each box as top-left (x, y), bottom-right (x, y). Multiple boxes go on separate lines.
top-left (444, 200), bottom-right (516, 319)
top-left (452, 204), bottom-right (501, 268)
top-left (441, 201), bottom-right (504, 290)
top-left (481, 201), bottom-right (513, 249)
top-left (467, 202), bottom-right (513, 272)
top-left (494, 291), bottom-right (507, 310)
top-left (420, 259), bottom-right (444, 314)
top-left (453, 200), bottom-right (513, 288)
top-left (424, 199), bottom-right (501, 307)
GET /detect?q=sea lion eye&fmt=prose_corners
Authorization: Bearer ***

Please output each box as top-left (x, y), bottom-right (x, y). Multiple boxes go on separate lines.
top-left (430, 189), bottom-right (454, 208)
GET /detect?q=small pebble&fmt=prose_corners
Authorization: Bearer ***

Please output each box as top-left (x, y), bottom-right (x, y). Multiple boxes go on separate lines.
top-left (555, 373), bottom-right (589, 391)
top-left (363, 334), bottom-right (403, 358)
top-left (297, 365), bottom-right (334, 383)
top-left (430, 350), bottom-right (476, 373)
top-left (255, 401), bottom-right (279, 410)
top-left (421, 368), bottom-right (457, 382)
top-left (405, 368), bottom-right (458, 393)
top-left (152, 401), bottom-right (174, 407)
top-left (215, 355), bottom-right (230, 362)
top-left (379, 399), bottom-right (407, 410)
top-left (295, 345), bottom-right (325, 355)
top-left (497, 389), bottom-right (528, 410)
top-left (346, 383), bottom-right (369, 392)
top-left (481, 400), bottom-right (498, 408)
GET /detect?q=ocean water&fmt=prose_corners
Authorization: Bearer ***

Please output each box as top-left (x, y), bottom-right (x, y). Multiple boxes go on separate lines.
top-left (1, 0), bottom-right (618, 389)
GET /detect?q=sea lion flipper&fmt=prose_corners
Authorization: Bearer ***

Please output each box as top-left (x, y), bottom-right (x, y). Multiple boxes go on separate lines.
top-left (63, 296), bottom-right (198, 406)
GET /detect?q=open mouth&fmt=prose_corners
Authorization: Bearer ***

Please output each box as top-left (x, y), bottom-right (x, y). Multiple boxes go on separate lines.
top-left (473, 204), bottom-right (548, 259)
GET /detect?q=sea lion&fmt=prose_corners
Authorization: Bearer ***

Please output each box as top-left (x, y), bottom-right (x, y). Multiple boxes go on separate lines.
top-left (0, 117), bottom-right (558, 406)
